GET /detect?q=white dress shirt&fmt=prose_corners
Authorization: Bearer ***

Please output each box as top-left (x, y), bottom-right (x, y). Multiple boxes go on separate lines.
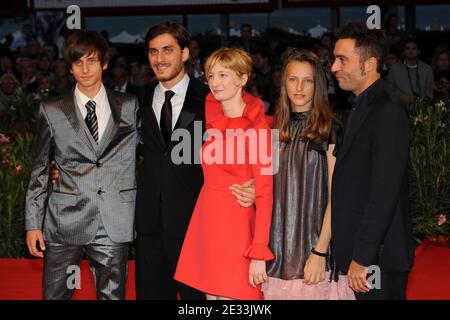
top-left (114, 81), bottom-right (128, 93)
top-left (74, 83), bottom-right (111, 142)
top-left (152, 73), bottom-right (190, 130)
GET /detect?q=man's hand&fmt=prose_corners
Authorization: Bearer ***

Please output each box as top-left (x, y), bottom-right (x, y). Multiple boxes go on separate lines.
top-left (347, 260), bottom-right (372, 293)
top-left (26, 230), bottom-right (46, 258)
top-left (230, 178), bottom-right (255, 208)
top-left (303, 253), bottom-right (326, 285)
top-left (50, 160), bottom-right (59, 185)
top-left (249, 259), bottom-right (267, 288)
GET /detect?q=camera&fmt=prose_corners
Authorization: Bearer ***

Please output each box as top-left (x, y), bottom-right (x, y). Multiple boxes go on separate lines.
top-left (436, 80), bottom-right (445, 91)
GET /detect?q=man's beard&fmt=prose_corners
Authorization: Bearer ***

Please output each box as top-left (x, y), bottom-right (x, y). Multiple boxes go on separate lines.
top-left (154, 64), bottom-right (184, 82)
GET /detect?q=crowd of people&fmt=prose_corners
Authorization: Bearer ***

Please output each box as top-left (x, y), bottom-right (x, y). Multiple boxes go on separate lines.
top-left (1, 15), bottom-right (449, 114)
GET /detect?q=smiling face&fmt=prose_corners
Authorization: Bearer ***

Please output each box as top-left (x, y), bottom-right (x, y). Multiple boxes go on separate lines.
top-left (70, 51), bottom-right (106, 91)
top-left (285, 61), bottom-right (314, 112)
top-left (207, 62), bottom-right (247, 103)
top-left (332, 38), bottom-right (367, 95)
top-left (148, 33), bottom-right (189, 88)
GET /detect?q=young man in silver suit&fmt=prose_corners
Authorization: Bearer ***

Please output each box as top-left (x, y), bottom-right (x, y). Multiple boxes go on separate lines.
top-left (25, 30), bottom-right (140, 300)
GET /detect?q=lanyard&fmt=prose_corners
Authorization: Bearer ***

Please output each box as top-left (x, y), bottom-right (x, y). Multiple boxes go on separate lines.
top-left (404, 61), bottom-right (421, 97)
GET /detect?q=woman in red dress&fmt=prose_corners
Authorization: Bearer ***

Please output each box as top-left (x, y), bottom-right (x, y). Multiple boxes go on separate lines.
top-left (174, 48), bottom-right (274, 300)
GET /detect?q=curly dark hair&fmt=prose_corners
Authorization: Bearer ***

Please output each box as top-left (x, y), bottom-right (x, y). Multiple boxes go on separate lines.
top-left (335, 21), bottom-right (388, 73)
top-left (145, 21), bottom-right (190, 50)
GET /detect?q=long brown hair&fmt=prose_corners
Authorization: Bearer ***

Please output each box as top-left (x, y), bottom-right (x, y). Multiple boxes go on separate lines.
top-left (274, 49), bottom-right (334, 144)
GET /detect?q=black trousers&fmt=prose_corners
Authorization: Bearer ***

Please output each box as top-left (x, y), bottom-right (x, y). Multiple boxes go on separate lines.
top-left (354, 272), bottom-right (409, 300)
top-left (135, 229), bottom-right (205, 300)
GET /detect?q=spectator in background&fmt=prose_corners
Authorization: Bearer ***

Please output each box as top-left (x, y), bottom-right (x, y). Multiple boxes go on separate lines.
top-left (252, 47), bottom-right (273, 102)
top-left (320, 32), bottom-right (336, 52)
top-left (384, 13), bottom-right (406, 52)
top-left (268, 65), bottom-right (282, 115)
top-left (128, 59), bottom-right (145, 87)
top-left (0, 73), bottom-right (19, 111)
top-left (37, 53), bottom-right (54, 76)
top-left (36, 72), bottom-right (57, 97)
top-left (11, 23), bottom-right (34, 52)
top-left (19, 57), bottom-right (38, 93)
top-left (386, 37), bottom-right (433, 107)
top-left (432, 48), bottom-right (449, 75)
top-left (140, 63), bottom-right (154, 86)
top-left (26, 38), bottom-right (42, 59)
top-left (315, 45), bottom-right (338, 109)
top-left (188, 39), bottom-right (205, 81)
top-left (1, 34), bottom-right (14, 53)
top-left (386, 48), bottom-right (401, 69)
top-left (110, 64), bottom-right (141, 98)
top-left (0, 53), bottom-right (15, 76)
top-left (54, 58), bottom-right (74, 95)
top-left (42, 43), bottom-right (59, 61)
top-left (238, 24), bottom-right (256, 53)
top-left (434, 70), bottom-right (450, 103)
top-left (248, 79), bottom-right (271, 114)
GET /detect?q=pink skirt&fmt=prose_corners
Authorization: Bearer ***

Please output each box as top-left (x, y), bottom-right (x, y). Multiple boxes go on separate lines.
top-left (262, 272), bottom-right (355, 300)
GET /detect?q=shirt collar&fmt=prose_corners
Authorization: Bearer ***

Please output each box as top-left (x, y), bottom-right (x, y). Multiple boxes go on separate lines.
top-left (75, 83), bottom-right (106, 108)
top-left (158, 73), bottom-right (190, 99)
top-left (347, 78), bottom-right (380, 110)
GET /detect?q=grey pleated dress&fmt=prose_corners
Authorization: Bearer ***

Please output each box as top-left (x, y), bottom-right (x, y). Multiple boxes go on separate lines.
top-left (267, 111), bottom-right (337, 280)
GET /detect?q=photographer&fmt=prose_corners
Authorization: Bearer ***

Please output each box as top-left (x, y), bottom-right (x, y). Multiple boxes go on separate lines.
top-left (433, 70), bottom-right (450, 103)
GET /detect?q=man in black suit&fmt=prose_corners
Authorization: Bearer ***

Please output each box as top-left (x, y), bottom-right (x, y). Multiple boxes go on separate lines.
top-left (110, 65), bottom-right (141, 98)
top-left (330, 22), bottom-right (414, 300)
top-left (135, 22), bottom-right (255, 300)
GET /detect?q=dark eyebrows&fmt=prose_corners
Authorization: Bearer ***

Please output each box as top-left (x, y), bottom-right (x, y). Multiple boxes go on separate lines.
top-left (148, 45), bottom-right (175, 51)
top-left (334, 54), bottom-right (347, 61)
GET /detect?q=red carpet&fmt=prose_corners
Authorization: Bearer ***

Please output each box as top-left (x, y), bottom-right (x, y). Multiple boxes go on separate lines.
top-left (0, 242), bottom-right (448, 300)
top-left (0, 259), bottom-right (136, 300)
top-left (406, 240), bottom-right (450, 300)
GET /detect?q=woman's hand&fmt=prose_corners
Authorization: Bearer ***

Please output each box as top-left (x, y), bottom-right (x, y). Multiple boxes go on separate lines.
top-left (303, 253), bottom-right (326, 285)
top-left (230, 178), bottom-right (255, 208)
top-left (249, 259), bottom-right (267, 287)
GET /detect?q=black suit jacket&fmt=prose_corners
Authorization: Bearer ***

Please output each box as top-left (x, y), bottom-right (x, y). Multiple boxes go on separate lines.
top-left (331, 79), bottom-right (414, 274)
top-left (135, 76), bottom-right (209, 239)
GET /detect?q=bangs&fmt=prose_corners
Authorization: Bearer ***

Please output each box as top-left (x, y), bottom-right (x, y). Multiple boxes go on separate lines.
top-left (69, 43), bottom-right (97, 62)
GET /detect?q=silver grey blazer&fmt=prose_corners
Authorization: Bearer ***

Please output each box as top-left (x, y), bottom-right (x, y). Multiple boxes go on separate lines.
top-left (25, 89), bottom-right (140, 245)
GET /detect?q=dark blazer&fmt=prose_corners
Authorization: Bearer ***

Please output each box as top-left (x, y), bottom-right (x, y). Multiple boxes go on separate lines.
top-left (135, 76), bottom-right (210, 239)
top-left (110, 82), bottom-right (143, 105)
top-left (124, 82), bottom-right (141, 98)
top-left (331, 79), bottom-right (414, 274)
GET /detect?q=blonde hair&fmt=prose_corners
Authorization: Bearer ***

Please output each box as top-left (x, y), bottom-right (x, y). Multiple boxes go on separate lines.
top-left (204, 47), bottom-right (252, 81)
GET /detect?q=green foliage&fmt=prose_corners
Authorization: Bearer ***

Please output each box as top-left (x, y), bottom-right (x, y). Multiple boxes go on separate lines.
top-left (409, 99), bottom-right (450, 241)
top-left (0, 133), bottom-right (35, 257)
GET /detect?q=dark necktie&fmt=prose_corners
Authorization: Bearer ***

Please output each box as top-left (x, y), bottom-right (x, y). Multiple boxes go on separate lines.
top-left (85, 100), bottom-right (98, 143)
top-left (160, 90), bottom-right (175, 145)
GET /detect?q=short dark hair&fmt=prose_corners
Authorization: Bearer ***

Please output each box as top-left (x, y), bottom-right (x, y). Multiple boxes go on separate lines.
top-left (241, 24), bottom-right (252, 31)
top-left (335, 21), bottom-right (388, 73)
top-left (402, 36), bottom-right (419, 51)
top-left (145, 21), bottom-right (190, 50)
top-left (64, 30), bottom-right (109, 66)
